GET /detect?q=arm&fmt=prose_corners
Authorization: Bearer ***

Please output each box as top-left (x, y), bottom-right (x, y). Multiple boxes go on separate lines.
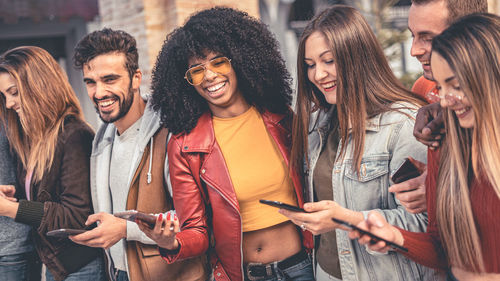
top-left (158, 137), bottom-right (210, 263)
top-left (15, 126), bottom-right (95, 232)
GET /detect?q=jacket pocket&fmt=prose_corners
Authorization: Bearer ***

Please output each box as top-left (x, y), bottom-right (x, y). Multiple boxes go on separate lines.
top-left (343, 155), bottom-right (390, 210)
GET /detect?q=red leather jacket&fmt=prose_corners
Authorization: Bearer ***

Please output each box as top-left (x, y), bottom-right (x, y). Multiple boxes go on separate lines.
top-left (161, 109), bottom-right (313, 281)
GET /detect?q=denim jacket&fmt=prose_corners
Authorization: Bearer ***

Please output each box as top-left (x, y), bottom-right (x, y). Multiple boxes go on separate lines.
top-left (305, 103), bottom-right (438, 281)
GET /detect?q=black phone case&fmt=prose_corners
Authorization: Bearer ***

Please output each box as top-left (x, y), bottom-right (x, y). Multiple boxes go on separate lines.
top-left (259, 199), bottom-right (305, 212)
top-left (391, 158), bottom-right (421, 184)
top-left (46, 229), bottom-right (86, 238)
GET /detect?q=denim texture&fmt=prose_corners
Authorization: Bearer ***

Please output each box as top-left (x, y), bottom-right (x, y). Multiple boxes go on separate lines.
top-left (45, 257), bottom-right (106, 281)
top-left (244, 255), bottom-right (314, 281)
top-left (0, 252), bottom-right (40, 281)
top-left (305, 103), bottom-right (438, 281)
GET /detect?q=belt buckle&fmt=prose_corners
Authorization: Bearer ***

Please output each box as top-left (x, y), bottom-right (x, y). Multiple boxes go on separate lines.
top-left (245, 263), bottom-right (274, 281)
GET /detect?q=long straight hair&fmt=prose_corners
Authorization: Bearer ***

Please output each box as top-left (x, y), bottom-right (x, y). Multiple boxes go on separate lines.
top-left (291, 5), bottom-right (426, 173)
top-left (0, 46), bottom-right (84, 182)
top-left (433, 13), bottom-right (500, 272)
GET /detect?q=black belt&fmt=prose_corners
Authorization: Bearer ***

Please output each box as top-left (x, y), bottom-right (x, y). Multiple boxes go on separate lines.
top-left (244, 249), bottom-right (309, 281)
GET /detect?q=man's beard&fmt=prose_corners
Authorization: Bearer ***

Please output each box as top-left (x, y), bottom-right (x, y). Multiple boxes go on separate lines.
top-left (94, 86), bottom-right (135, 124)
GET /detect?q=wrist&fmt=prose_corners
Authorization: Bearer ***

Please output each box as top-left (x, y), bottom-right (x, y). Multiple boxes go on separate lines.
top-left (392, 227), bottom-right (404, 246)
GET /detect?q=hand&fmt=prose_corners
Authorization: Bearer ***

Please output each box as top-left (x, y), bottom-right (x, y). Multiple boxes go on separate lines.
top-left (389, 158), bottom-right (427, 214)
top-left (0, 194), bottom-right (19, 217)
top-left (278, 200), bottom-right (363, 235)
top-left (413, 102), bottom-right (445, 149)
top-left (348, 211), bottom-right (404, 253)
top-left (0, 185), bottom-right (16, 198)
top-left (69, 212), bottom-right (126, 249)
top-left (137, 212), bottom-right (179, 250)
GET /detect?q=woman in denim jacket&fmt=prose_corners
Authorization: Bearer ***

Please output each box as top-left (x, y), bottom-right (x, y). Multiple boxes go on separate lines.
top-left (280, 6), bottom-right (438, 281)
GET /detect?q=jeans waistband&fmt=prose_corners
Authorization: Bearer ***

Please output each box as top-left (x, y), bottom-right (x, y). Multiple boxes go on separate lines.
top-left (244, 249), bottom-right (309, 281)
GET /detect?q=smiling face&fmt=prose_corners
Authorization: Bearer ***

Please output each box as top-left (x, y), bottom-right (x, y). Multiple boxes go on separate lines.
top-left (305, 31), bottom-right (337, 105)
top-left (431, 52), bottom-right (474, 128)
top-left (408, 1), bottom-right (449, 80)
top-left (0, 72), bottom-right (22, 116)
top-left (83, 52), bottom-right (140, 124)
top-left (188, 52), bottom-right (248, 118)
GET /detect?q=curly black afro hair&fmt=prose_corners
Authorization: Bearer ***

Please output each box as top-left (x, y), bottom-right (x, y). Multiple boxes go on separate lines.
top-left (150, 7), bottom-right (292, 135)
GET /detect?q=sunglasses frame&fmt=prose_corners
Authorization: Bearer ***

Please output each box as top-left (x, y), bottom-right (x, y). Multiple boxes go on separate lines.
top-left (184, 57), bottom-right (232, 86)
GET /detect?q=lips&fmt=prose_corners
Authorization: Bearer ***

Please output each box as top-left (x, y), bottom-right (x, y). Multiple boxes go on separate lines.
top-left (95, 96), bottom-right (118, 112)
top-left (204, 81), bottom-right (227, 98)
top-left (320, 81), bottom-right (337, 92)
top-left (454, 106), bottom-right (472, 118)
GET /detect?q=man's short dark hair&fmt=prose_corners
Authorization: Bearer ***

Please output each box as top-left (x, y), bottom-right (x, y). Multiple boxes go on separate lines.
top-left (73, 28), bottom-right (139, 78)
top-left (411, 0), bottom-right (487, 24)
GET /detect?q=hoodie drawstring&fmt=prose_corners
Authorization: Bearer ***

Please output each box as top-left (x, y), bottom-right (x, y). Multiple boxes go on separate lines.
top-left (147, 136), bottom-right (153, 184)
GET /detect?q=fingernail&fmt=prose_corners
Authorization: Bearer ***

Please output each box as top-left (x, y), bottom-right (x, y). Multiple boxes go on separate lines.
top-left (158, 214), bottom-right (163, 221)
top-left (166, 212), bottom-right (171, 221)
top-left (174, 214), bottom-right (177, 221)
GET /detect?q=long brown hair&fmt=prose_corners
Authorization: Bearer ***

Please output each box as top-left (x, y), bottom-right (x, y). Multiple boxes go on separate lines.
top-left (291, 5), bottom-right (425, 174)
top-left (0, 46), bottom-right (84, 182)
top-left (433, 13), bottom-right (500, 272)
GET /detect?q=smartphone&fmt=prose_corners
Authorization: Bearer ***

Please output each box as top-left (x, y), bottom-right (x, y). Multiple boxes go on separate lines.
top-left (331, 218), bottom-right (408, 252)
top-left (259, 199), bottom-right (305, 212)
top-left (391, 158), bottom-right (421, 184)
top-left (46, 229), bottom-right (87, 238)
top-left (114, 210), bottom-right (158, 228)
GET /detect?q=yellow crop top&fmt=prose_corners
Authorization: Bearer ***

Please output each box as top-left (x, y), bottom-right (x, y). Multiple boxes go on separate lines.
top-left (212, 107), bottom-right (298, 232)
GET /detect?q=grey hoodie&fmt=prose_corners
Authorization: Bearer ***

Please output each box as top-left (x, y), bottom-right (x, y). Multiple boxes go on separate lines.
top-left (90, 101), bottom-right (170, 278)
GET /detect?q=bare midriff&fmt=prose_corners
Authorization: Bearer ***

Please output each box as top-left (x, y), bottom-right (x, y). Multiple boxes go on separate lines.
top-left (242, 221), bottom-right (302, 264)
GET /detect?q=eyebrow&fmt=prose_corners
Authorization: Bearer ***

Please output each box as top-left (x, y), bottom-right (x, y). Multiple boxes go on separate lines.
top-left (189, 55), bottom-right (223, 68)
top-left (444, 75), bottom-right (456, 83)
top-left (304, 50), bottom-right (332, 61)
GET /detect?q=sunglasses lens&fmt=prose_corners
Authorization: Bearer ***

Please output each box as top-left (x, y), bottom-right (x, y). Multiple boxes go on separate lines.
top-left (186, 66), bottom-right (205, 85)
top-left (208, 57), bottom-right (231, 74)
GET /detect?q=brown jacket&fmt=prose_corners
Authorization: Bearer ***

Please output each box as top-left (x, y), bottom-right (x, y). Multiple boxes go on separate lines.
top-left (125, 127), bottom-right (209, 281)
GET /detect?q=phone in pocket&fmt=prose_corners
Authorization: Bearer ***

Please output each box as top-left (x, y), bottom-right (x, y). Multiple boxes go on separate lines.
top-left (46, 229), bottom-right (87, 238)
top-left (391, 158), bottom-right (421, 184)
top-left (259, 199), bottom-right (305, 212)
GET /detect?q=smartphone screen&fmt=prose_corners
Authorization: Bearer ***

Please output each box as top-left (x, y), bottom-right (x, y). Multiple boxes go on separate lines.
top-left (46, 229), bottom-right (87, 238)
top-left (259, 199), bottom-right (305, 212)
top-left (331, 218), bottom-right (408, 252)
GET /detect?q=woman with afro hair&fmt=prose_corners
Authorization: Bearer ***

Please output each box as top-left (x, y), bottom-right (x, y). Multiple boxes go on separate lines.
top-left (138, 7), bottom-right (314, 281)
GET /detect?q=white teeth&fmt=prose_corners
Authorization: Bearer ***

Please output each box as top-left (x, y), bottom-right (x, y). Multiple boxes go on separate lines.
top-left (322, 81), bottom-right (337, 89)
top-left (455, 107), bottom-right (469, 115)
top-left (422, 61), bottom-right (430, 65)
top-left (99, 100), bottom-right (115, 107)
top-left (207, 82), bottom-right (225, 92)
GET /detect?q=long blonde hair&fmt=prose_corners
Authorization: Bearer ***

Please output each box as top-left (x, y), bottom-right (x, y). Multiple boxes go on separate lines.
top-left (433, 13), bottom-right (500, 272)
top-left (0, 46), bottom-right (84, 182)
top-left (291, 5), bottom-right (426, 174)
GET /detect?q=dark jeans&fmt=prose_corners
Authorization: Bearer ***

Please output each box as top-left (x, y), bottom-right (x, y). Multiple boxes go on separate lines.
top-left (115, 270), bottom-right (129, 281)
top-left (244, 251), bottom-right (314, 281)
top-left (0, 251), bottom-right (40, 281)
top-left (45, 256), bottom-right (106, 281)
top-left (446, 270), bottom-right (459, 281)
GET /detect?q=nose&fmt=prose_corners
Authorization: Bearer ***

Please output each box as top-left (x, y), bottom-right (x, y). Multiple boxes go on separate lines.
top-left (439, 95), bottom-right (457, 108)
top-left (410, 39), bottom-right (425, 57)
top-left (5, 95), bottom-right (15, 109)
top-left (314, 65), bottom-right (328, 82)
top-left (203, 68), bottom-right (218, 82)
top-left (93, 82), bottom-right (107, 99)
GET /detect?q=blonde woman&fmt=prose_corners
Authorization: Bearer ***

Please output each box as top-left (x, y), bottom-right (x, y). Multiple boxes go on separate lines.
top-left (351, 13), bottom-right (500, 280)
top-left (0, 46), bottom-right (105, 281)
top-left (281, 5), bottom-right (437, 281)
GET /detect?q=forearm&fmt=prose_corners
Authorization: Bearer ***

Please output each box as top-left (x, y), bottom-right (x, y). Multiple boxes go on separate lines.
top-left (398, 228), bottom-right (448, 270)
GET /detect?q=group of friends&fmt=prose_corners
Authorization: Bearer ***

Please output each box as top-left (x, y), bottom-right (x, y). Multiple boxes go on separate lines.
top-left (0, 0), bottom-right (498, 281)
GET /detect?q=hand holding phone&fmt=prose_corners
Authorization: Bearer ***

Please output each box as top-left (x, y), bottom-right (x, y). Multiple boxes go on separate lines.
top-left (259, 199), bottom-right (305, 212)
top-left (391, 158), bottom-right (421, 184)
top-left (114, 210), bottom-right (158, 228)
top-left (46, 229), bottom-right (88, 238)
top-left (332, 218), bottom-right (408, 252)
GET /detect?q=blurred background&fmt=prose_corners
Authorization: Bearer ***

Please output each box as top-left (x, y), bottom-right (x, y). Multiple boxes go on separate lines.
top-left (1, 0), bottom-right (499, 129)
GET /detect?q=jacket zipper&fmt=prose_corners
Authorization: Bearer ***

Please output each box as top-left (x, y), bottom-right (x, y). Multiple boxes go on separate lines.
top-left (201, 177), bottom-right (244, 280)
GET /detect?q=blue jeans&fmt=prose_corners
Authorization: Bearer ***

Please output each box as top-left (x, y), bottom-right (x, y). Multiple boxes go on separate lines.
top-left (0, 251), bottom-right (39, 281)
top-left (115, 270), bottom-right (129, 281)
top-left (244, 255), bottom-right (314, 281)
top-left (45, 257), bottom-right (106, 281)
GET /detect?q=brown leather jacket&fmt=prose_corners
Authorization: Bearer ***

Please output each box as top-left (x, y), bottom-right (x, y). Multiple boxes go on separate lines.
top-left (125, 128), bottom-right (208, 281)
top-left (161, 110), bottom-right (313, 281)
